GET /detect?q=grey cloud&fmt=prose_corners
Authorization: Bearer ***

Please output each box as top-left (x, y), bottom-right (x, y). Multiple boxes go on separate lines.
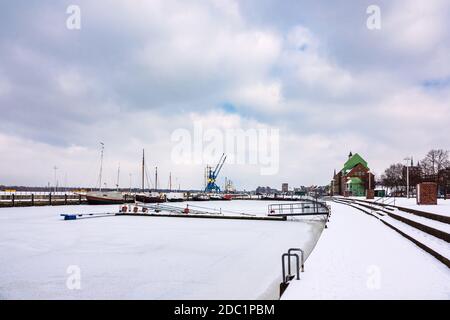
top-left (0, 0), bottom-right (449, 188)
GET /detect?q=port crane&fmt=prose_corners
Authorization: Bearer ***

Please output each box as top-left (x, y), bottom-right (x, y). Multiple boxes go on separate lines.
top-left (205, 153), bottom-right (227, 193)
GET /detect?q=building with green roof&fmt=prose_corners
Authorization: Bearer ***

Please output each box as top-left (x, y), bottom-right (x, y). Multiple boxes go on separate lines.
top-left (331, 152), bottom-right (375, 197)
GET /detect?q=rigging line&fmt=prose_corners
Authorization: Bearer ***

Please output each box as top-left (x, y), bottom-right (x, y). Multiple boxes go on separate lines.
top-left (144, 162), bottom-right (154, 189)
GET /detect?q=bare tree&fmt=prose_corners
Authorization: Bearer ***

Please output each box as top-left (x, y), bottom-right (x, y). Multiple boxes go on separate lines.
top-left (420, 149), bottom-right (450, 175)
top-left (381, 163), bottom-right (404, 190)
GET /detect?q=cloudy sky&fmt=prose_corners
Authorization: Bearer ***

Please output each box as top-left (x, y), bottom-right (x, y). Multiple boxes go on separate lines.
top-left (0, 0), bottom-right (449, 190)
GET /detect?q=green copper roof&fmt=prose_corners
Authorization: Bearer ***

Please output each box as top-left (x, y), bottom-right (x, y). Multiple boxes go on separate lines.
top-left (343, 153), bottom-right (368, 171)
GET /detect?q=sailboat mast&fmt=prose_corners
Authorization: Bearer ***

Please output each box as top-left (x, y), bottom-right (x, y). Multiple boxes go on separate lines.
top-left (98, 142), bottom-right (104, 191)
top-left (116, 163), bottom-right (120, 191)
top-left (142, 149), bottom-right (145, 192)
top-left (169, 172), bottom-right (172, 191)
top-left (155, 166), bottom-right (158, 191)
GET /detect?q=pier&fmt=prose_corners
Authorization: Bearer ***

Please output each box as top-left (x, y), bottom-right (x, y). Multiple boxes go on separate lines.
top-left (0, 192), bottom-right (87, 207)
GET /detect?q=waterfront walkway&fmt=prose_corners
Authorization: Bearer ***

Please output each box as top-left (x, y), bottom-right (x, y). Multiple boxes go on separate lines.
top-left (282, 202), bottom-right (450, 299)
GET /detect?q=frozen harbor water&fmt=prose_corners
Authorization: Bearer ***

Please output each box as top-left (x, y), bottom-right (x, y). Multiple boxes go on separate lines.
top-left (0, 200), bottom-right (326, 299)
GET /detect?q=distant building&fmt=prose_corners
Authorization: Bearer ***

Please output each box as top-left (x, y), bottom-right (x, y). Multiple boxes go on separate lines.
top-left (255, 186), bottom-right (278, 194)
top-left (281, 183), bottom-right (288, 193)
top-left (331, 152), bottom-right (375, 197)
top-left (437, 168), bottom-right (450, 198)
top-left (401, 160), bottom-right (449, 198)
top-left (293, 187), bottom-right (307, 196)
top-left (402, 159), bottom-right (421, 195)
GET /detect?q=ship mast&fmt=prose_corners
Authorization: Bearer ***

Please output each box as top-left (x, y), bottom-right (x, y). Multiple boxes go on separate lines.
top-left (142, 149), bottom-right (145, 192)
top-left (155, 166), bottom-right (158, 191)
top-left (98, 142), bottom-right (104, 191)
top-left (116, 163), bottom-right (120, 191)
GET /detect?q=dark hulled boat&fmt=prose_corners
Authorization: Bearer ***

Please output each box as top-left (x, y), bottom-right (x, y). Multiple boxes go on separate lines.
top-left (85, 191), bottom-right (127, 205)
top-left (135, 192), bottom-right (166, 203)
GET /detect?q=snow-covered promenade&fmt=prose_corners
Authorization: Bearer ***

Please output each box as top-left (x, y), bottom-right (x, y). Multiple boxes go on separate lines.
top-left (282, 201), bottom-right (450, 299)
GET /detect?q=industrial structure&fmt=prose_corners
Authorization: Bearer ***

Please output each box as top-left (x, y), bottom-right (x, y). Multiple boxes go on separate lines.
top-left (204, 153), bottom-right (227, 193)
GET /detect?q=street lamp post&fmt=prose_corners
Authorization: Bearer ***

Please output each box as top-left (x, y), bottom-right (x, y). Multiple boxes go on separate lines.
top-left (406, 166), bottom-right (409, 198)
top-left (404, 157), bottom-right (412, 199)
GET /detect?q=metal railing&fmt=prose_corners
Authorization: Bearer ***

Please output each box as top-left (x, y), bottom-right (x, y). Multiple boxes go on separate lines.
top-left (268, 201), bottom-right (329, 217)
top-left (281, 248), bottom-right (305, 284)
top-left (369, 195), bottom-right (396, 215)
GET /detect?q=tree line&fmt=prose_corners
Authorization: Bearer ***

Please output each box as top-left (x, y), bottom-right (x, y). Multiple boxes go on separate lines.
top-left (379, 149), bottom-right (450, 190)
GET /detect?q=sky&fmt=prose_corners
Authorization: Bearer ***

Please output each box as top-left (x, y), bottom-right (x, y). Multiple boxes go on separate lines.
top-left (0, 0), bottom-right (449, 190)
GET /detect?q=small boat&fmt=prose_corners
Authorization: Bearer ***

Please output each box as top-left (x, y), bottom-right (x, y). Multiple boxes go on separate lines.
top-left (209, 193), bottom-right (223, 200)
top-left (192, 193), bottom-right (210, 201)
top-left (135, 192), bottom-right (166, 203)
top-left (208, 193), bottom-right (232, 200)
top-left (85, 191), bottom-right (126, 205)
top-left (222, 194), bottom-right (233, 200)
top-left (166, 192), bottom-right (185, 202)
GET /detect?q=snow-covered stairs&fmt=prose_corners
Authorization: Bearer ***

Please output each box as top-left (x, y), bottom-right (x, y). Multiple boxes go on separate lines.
top-left (332, 197), bottom-right (450, 268)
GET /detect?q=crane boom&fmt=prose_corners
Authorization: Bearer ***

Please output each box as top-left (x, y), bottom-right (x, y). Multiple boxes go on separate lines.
top-left (204, 153), bottom-right (227, 192)
top-left (215, 155), bottom-right (227, 177)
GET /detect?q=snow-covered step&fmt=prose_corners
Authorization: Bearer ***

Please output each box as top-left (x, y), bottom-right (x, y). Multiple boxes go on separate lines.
top-left (352, 199), bottom-right (396, 211)
top-left (332, 198), bottom-right (450, 267)
top-left (381, 215), bottom-right (450, 264)
top-left (390, 209), bottom-right (450, 235)
top-left (396, 206), bottom-right (450, 224)
top-left (356, 203), bottom-right (449, 242)
top-left (338, 200), bottom-right (386, 218)
top-left (338, 198), bottom-right (449, 241)
top-left (347, 197), bottom-right (450, 223)
top-left (282, 201), bottom-right (450, 299)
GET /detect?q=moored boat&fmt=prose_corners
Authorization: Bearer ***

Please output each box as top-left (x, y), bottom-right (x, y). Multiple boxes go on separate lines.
top-left (207, 193), bottom-right (233, 200)
top-left (85, 191), bottom-right (126, 205)
top-left (192, 193), bottom-right (210, 201)
top-left (135, 192), bottom-right (166, 203)
top-left (166, 192), bottom-right (185, 202)
top-left (222, 194), bottom-right (233, 200)
top-left (209, 193), bottom-right (223, 200)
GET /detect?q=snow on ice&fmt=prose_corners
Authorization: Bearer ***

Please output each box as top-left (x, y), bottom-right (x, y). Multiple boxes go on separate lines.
top-left (0, 200), bottom-right (325, 299)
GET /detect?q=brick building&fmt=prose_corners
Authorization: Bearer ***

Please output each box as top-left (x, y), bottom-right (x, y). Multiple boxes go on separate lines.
top-left (437, 168), bottom-right (450, 198)
top-left (406, 165), bottom-right (450, 198)
top-left (331, 152), bottom-right (375, 196)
